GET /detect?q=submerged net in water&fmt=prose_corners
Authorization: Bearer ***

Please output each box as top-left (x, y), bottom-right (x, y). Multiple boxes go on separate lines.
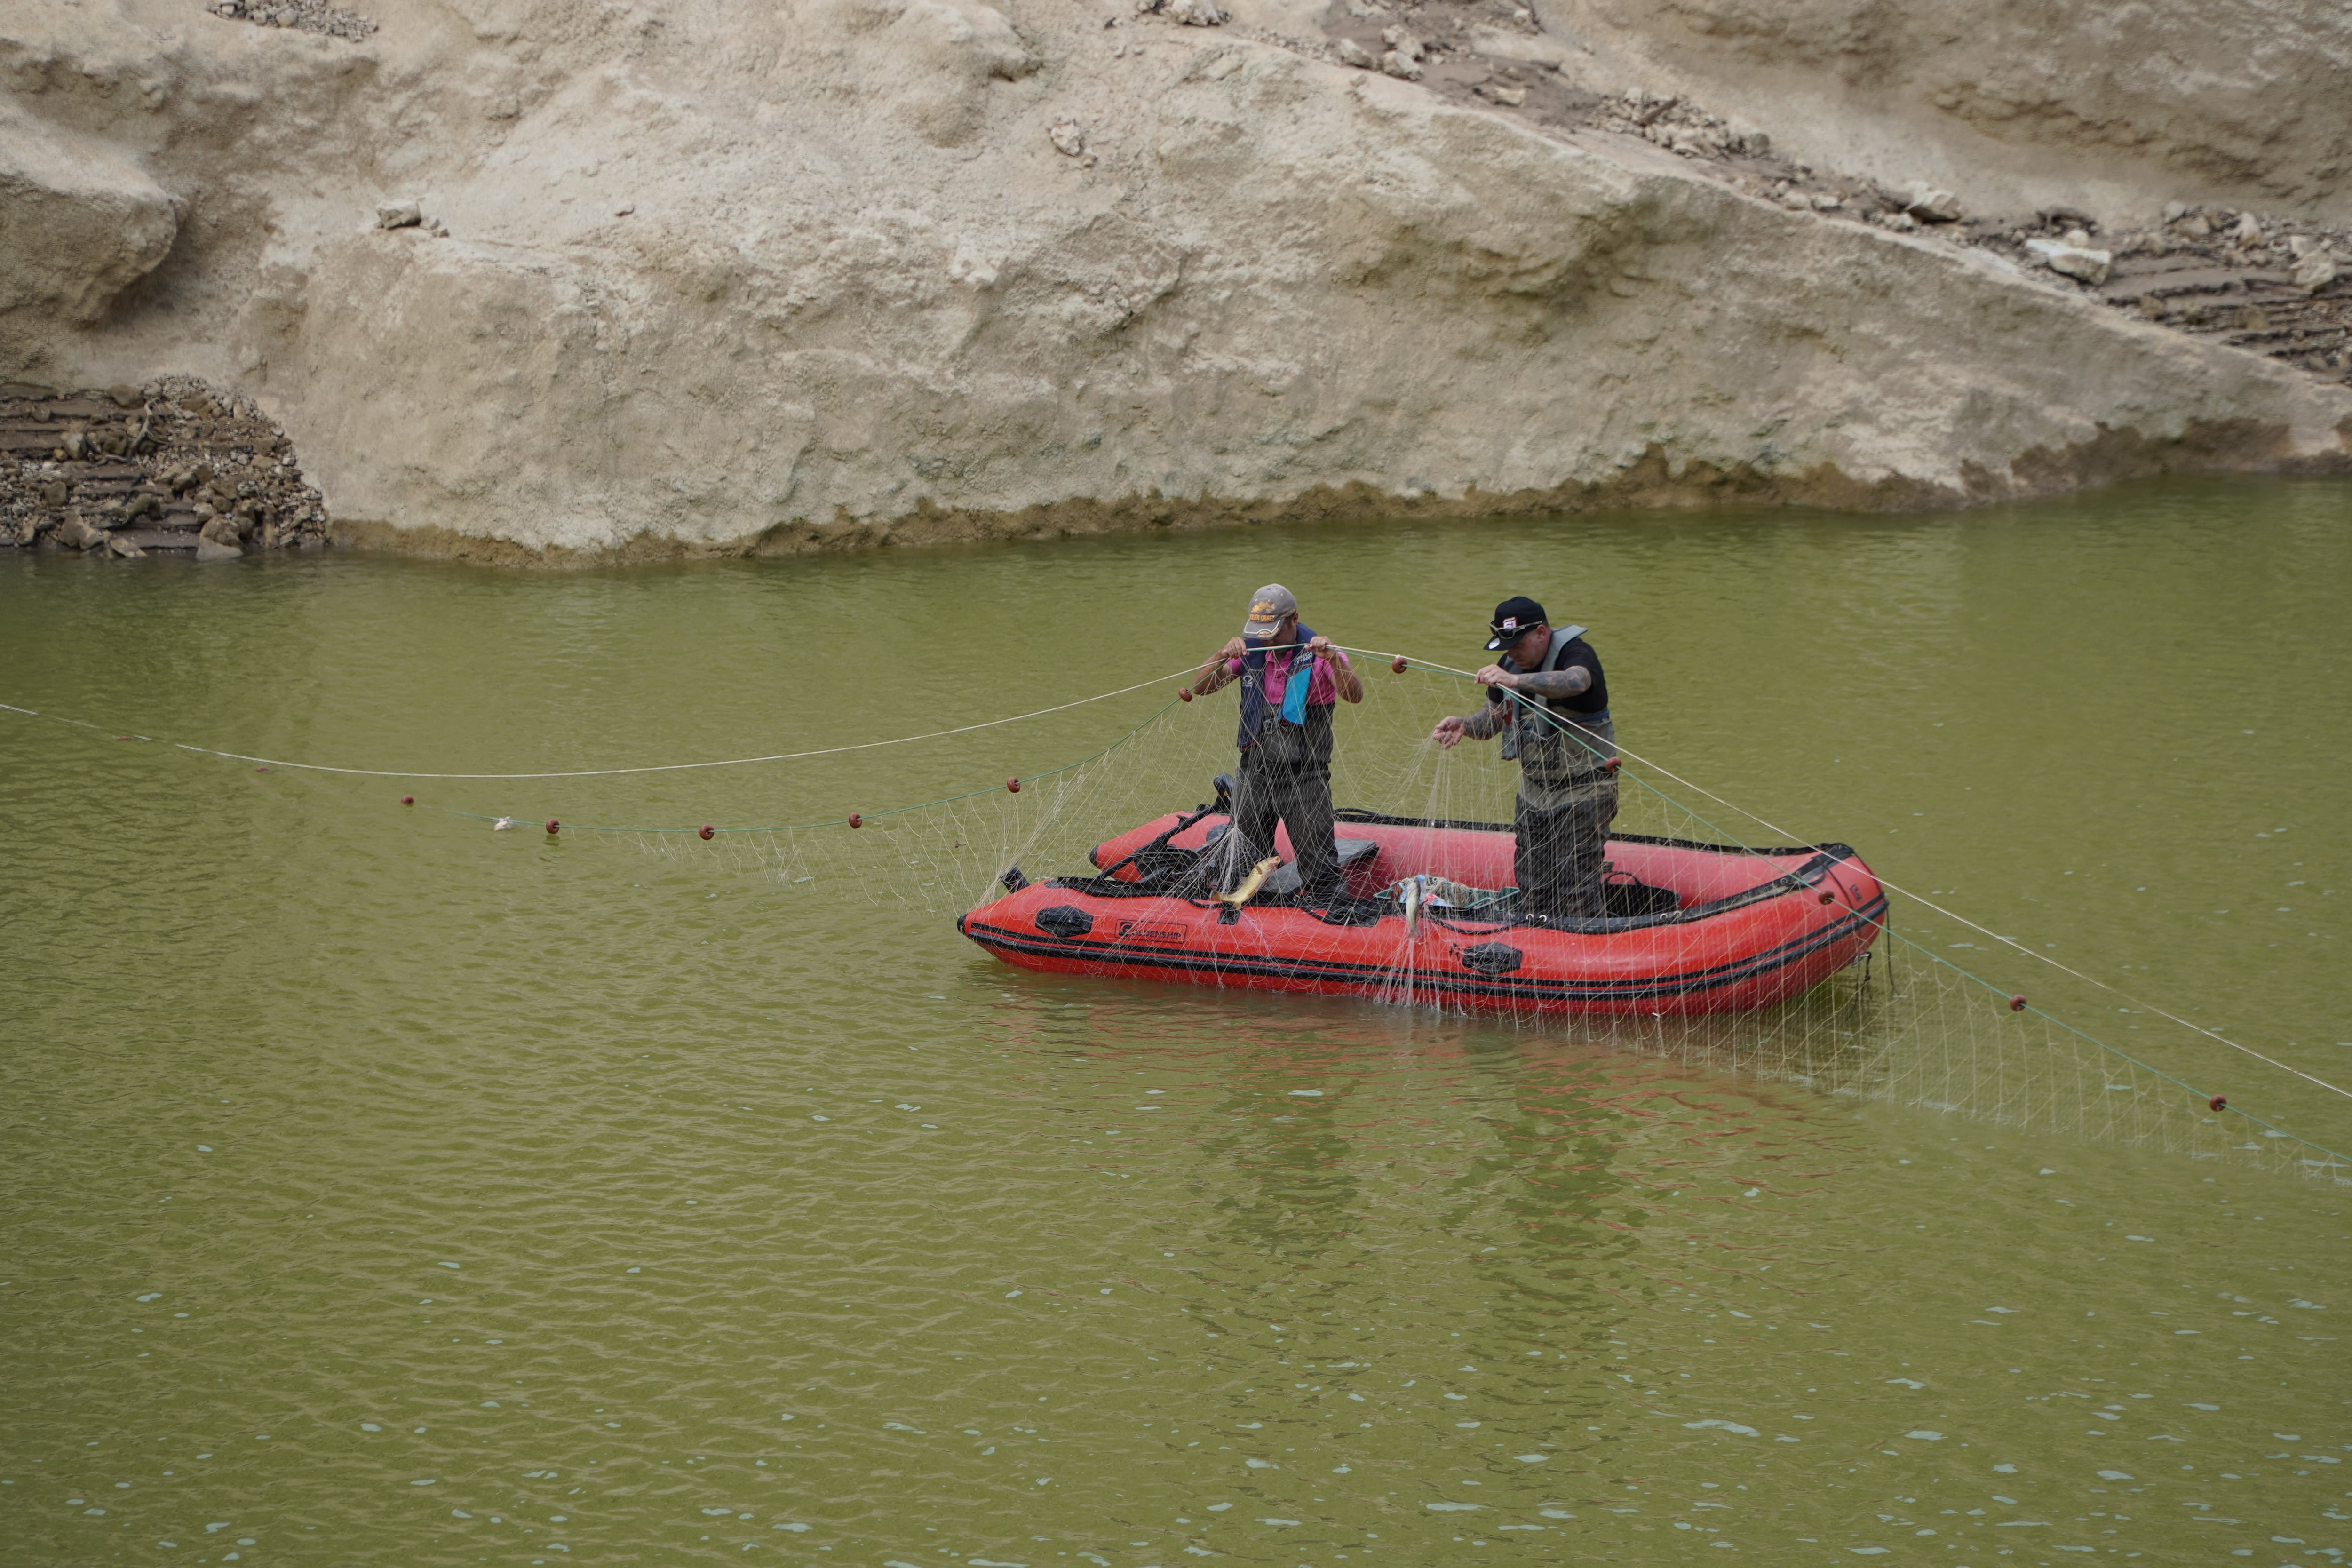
top-left (12, 653), bottom-right (2346, 1182)
top-left (477, 655), bottom-right (2346, 1184)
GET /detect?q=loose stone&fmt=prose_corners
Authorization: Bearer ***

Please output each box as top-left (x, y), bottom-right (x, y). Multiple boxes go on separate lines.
top-left (2025, 236), bottom-right (2113, 286)
top-left (1904, 188), bottom-right (1963, 223)
top-left (1136, 0), bottom-right (1224, 25)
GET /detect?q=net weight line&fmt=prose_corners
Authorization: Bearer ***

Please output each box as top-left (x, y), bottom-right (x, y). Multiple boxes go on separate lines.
top-left (1340, 644), bottom-right (2351, 1170)
top-left (9, 656), bottom-right (2347, 1172)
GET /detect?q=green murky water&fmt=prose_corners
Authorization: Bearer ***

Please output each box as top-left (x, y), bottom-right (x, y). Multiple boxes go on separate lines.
top-left (4, 480), bottom-right (2349, 1567)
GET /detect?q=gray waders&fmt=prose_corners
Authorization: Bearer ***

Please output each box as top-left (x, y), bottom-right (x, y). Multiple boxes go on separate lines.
top-left (1497, 627), bottom-right (1619, 919)
top-left (1227, 708), bottom-right (1342, 902)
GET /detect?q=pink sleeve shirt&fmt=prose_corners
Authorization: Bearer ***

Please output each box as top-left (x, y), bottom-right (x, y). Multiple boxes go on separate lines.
top-left (1227, 647), bottom-right (1350, 707)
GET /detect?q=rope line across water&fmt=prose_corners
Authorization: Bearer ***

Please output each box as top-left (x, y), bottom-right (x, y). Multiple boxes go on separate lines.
top-left (10, 653), bottom-right (2346, 1165)
top-left (5, 666), bottom-right (1203, 781)
top-left (433, 698), bottom-right (1185, 836)
top-left (1347, 644), bottom-right (2352, 1160)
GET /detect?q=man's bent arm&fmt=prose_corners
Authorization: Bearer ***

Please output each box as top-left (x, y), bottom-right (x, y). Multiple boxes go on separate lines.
top-left (1510, 666), bottom-right (1591, 700)
top-left (1193, 639), bottom-right (1247, 696)
top-left (1459, 703), bottom-right (1509, 741)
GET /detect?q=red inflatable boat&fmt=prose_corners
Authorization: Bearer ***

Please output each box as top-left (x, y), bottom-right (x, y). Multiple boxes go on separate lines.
top-left (958, 801), bottom-right (1887, 1015)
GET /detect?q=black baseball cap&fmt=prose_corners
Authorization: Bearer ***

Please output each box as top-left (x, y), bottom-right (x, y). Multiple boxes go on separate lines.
top-left (1485, 596), bottom-right (1548, 651)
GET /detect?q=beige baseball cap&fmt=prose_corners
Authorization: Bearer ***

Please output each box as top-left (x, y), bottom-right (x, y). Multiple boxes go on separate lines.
top-left (1242, 583), bottom-right (1298, 641)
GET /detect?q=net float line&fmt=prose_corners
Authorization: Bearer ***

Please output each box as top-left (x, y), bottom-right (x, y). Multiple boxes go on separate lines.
top-left (10, 656), bottom-right (2344, 1159)
top-left (413, 699), bottom-right (1184, 837)
top-left (2, 663), bottom-right (1206, 782)
top-left (1374, 644), bottom-right (2352, 1157)
top-left (1346, 645), bottom-right (2352, 1112)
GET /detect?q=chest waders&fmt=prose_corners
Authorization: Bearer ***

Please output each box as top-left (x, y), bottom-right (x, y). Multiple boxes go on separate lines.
top-left (1498, 626), bottom-right (1620, 920)
top-left (1227, 647), bottom-right (1343, 903)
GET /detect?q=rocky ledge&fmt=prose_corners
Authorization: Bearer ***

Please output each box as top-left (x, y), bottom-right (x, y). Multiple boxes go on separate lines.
top-left (1289, 0), bottom-right (2352, 389)
top-left (204, 0), bottom-right (376, 43)
top-left (5, 0), bottom-right (2348, 563)
top-left (0, 380), bottom-right (331, 560)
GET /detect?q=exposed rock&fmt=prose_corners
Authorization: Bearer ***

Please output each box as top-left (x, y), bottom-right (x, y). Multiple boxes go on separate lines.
top-left (1048, 119), bottom-right (1088, 157)
top-left (1380, 49), bottom-right (1425, 80)
top-left (1141, 0), bottom-right (1225, 24)
top-left (195, 535), bottom-right (245, 562)
top-left (1380, 26), bottom-right (1426, 60)
top-left (0, 109), bottom-right (179, 358)
top-left (2293, 253), bottom-right (2339, 293)
top-left (199, 515), bottom-right (243, 548)
top-left (2, 0), bottom-right (2347, 563)
top-left (51, 515), bottom-right (105, 550)
top-left (1905, 188), bottom-right (1964, 223)
top-left (1522, 0), bottom-right (2352, 221)
top-left (2026, 236), bottom-right (2114, 286)
top-left (208, 0), bottom-right (377, 43)
top-left (1335, 37), bottom-right (1375, 68)
top-left (107, 534), bottom-right (147, 559)
top-left (375, 201), bottom-right (423, 231)
top-left (0, 381), bottom-right (328, 551)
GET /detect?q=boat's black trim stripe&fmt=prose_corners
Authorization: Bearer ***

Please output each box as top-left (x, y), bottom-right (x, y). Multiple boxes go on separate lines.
top-left (960, 893), bottom-right (1888, 1003)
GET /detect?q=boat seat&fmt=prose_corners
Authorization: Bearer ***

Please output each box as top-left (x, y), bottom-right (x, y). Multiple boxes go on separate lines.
top-left (1260, 837), bottom-right (1380, 897)
top-left (1202, 823), bottom-right (1379, 864)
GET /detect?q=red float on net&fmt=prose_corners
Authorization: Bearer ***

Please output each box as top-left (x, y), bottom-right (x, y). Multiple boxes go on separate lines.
top-left (699, 825), bottom-right (715, 840)
top-left (545, 819), bottom-right (560, 836)
top-left (1391, 656), bottom-right (1408, 674)
top-left (1007, 777), bottom-right (1022, 794)
top-left (848, 814), bottom-right (863, 828)
top-left (2009, 995), bottom-right (2028, 1011)
top-left (1178, 687), bottom-right (1193, 702)
top-left (401, 795), bottom-right (414, 805)
top-left (2209, 1095), bottom-right (2228, 1112)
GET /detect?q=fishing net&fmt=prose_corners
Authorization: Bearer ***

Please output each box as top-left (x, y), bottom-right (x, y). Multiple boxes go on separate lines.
top-left (13, 650), bottom-right (2345, 1182)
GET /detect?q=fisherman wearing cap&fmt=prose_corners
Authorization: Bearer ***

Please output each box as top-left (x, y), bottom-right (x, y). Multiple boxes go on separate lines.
top-left (1191, 584), bottom-right (1364, 903)
top-left (1430, 597), bottom-right (1619, 920)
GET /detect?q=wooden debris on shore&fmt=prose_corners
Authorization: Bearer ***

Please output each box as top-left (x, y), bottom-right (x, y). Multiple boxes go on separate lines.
top-left (0, 378), bottom-right (332, 559)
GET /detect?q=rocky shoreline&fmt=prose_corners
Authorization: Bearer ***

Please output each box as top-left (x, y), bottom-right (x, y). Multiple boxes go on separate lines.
top-left (1, 380), bottom-right (331, 560)
top-left (5, 0), bottom-right (2347, 564)
top-left (1281, 0), bottom-right (2352, 389)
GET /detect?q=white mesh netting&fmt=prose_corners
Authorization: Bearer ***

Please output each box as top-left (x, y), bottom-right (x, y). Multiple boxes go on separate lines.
top-left (497, 656), bottom-right (2349, 1183)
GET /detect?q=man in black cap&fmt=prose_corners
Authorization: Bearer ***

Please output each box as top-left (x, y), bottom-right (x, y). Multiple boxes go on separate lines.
top-left (1191, 583), bottom-right (1363, 902)
top-left (1430, 597), bottom-right (1619, 920)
